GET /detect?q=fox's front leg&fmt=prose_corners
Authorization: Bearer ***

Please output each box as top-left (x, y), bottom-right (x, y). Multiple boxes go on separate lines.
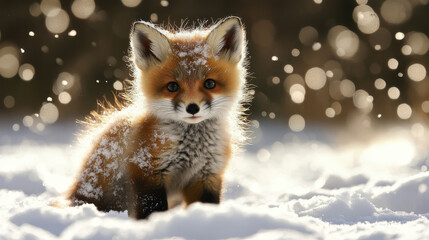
top-left (128, 173), bottom-right (168, 219)
top-left (182, 174), bottom-right (223, 205)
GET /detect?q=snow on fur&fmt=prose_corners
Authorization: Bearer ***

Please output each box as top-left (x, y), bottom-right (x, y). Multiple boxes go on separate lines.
top-left (173, 40), bottom-right (210, 75)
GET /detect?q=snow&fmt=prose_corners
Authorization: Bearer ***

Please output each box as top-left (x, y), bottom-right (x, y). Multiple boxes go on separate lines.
top-left (172, 40), bottom-right (210, 75)
top-left (1, 121), bottom-right (429, 239)
top-left (128, 146), bottom-right (153, 170)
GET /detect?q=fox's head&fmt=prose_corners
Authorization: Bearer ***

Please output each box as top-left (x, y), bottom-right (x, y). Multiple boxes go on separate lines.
top-left (129, 17), bottom-right (247, 124)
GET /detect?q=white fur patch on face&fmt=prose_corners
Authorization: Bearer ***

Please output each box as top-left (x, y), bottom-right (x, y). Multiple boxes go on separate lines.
top-left (146, 99), bottom-right (178, 121)
top-left (147, 96), bottom-right (235, 124)
top-left (206, 96), bottom-right (235, 120)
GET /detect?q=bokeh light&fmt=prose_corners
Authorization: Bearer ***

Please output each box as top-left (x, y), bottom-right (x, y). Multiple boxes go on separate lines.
top-left (401, 45), bottom-right (412, 55)
top-left (395, 32), bottom-right (405, 40)
top-left (284, 64), bottom-right (293, 74)
top-left (291, 48), bottom-right (300, 57)
top-left (312, 42), bottom-right (322, 51)
top-left (29, 3), bottom-right (42, 17)
top-left (113, 80), bottom-right (124, 91)
top-left (407, 63), bottom-right (426, 82)
top-left (305, 67), bottom-right (326, 90)
top-left (329, 80), bottom-right (342, 100)
top-left (356, 0), bottom-right (368, 4)
top-left (397, 103), bottom-right (412, 119)
top-left (272, 77), bottom-right (280, 85)
top-left (4, 96), bottom-right (15, 109)
top-left (325, 108), bottom-right (335, 118)
top-left (374, 78), bottom-right (386, 90)
top-left (353, 5), bottom-right (380, 34)
top-left (380, 0), bottom-right (412, 25)
top-left (150, 13), bottom-right (158, 22)
top-left (40, 103), bottom-right (59, 124)
top-left (68, 30), bottom-right (77, 37)
top-left (289, 114), bottom-right (305, 132)
top-left (53, 72), bottom-right (75, 95)
top-left (405, 32), bottom-right (429, 55)
top-left (299, 26), bottom-right (318, 46)
top-left (12, 123), bottom-right (20, 131)
top-left (40, 0), bottom-right (61, 16)
top-left (121, 0), bottom-right (143, 7)
top-left (387, 58), bottom-right (399, 70)
top-left (328, 26), bottom-right (359, 58)
top-left (0, 46), bottom-right (20, 78)
top-left (353, 89), bottom-right (373, 113)
top-left (388, 87), bottom-right (400, 100)
top-left (160, 0), bottom-right (169, 7)
top-left (331, 102), bottom-right (342, 115)
top-left (0, 54), bottom-right (19, 78)
top-left (339, 79), bottom-right (356, 97)
top-left (71, 0), bottom-right (95, 19)
top-left (418, 184), bottom-right (427, 194)
top-left (22, 115), bottom-right (34, 127)
top-left (58, 92), bottom-right (72, 104)
top-left (41, 45), bottom-right (49, 53)
top-left (36, 122), bottom-right (46, 132)
top-left (422, 101), bottom-right (429, 113)
top-left (45, 9), bottom-right (70, 34)
top-left (289, 84), bottom-right (306, 104)
top-left (18, 64), bottom-right (35, 81)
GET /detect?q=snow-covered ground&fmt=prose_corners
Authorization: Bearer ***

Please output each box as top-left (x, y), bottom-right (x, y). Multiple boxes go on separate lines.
top-left (1, 121), bottom-right (429, 240)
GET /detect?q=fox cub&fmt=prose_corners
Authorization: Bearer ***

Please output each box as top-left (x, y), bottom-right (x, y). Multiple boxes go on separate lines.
top-left (67, 16), bottom-right (249, 219)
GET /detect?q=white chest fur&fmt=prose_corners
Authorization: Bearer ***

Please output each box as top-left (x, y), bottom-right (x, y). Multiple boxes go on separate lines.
top-left (158, 119), bottom-right (228, 192)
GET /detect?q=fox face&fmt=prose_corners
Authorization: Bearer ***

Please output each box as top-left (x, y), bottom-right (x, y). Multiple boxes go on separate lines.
top-left (130, 17), bottom-right (246, 124)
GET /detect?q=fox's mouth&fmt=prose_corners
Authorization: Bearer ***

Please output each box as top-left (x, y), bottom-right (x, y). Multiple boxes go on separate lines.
top-left (182, 115), bottom-right (205, 123)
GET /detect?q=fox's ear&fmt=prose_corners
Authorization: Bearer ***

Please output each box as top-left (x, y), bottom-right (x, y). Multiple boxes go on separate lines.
top-left (206, 17), bottom-right (246, 63)
top-left (130, 21), bottom-right (171, 69)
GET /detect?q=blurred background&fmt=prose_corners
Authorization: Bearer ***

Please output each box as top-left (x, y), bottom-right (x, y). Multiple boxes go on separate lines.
top-left (0, 0), bottom-right (428, 144)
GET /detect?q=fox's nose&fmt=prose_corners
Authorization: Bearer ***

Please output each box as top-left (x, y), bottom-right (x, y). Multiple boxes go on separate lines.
top-left (186, 103), bottom-right (200, 115)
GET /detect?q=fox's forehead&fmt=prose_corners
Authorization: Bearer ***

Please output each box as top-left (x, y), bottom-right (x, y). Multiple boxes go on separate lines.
top-left (170, 38), bottom-right (210, 57)
top-left (169, 38), bottom-right (214, 80)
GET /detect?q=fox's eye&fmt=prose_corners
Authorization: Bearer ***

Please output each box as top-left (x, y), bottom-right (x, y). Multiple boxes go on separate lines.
top-left (166, 82), bottom-right (179, 92)
top-left (203, 79), bottom-right (216, 89)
